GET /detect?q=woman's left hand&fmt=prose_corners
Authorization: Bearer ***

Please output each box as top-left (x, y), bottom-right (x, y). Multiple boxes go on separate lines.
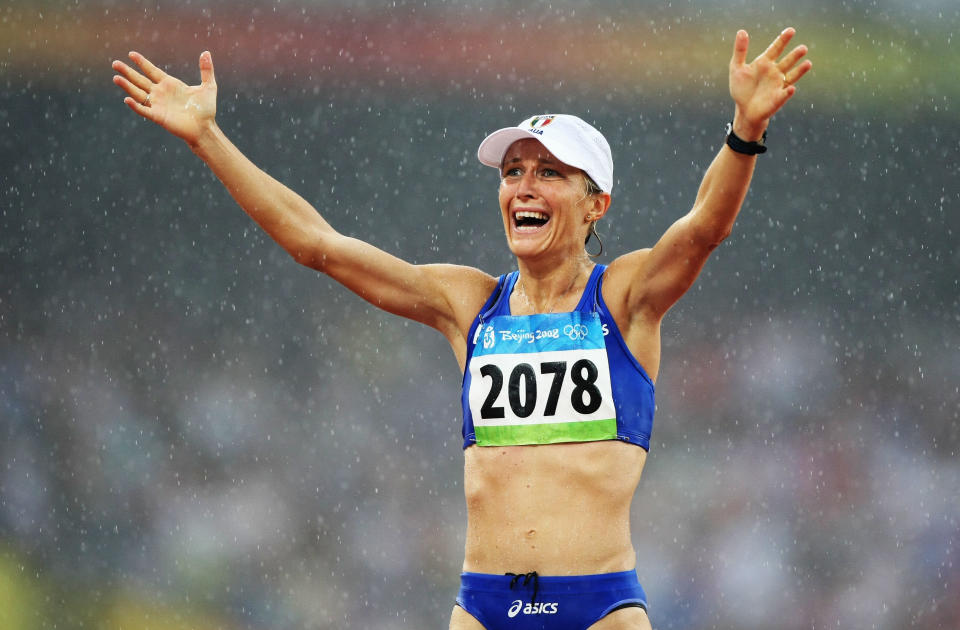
top-left (728, 28), bottom-right (812, 139)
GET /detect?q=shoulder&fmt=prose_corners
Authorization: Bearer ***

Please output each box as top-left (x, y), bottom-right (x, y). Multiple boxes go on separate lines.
top-left (601, 249), bottom-right (654, 310)
top-left (421, 263), bottom-right (500, 343)
top-left (600, 250), bottom-right (665, 381)
top-left (599, 247), bottom-right (670, 330)
top-left (423, 263), bottom-right (499, 303)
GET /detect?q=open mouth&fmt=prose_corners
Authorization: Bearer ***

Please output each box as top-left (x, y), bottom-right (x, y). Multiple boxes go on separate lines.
top-left (514, 210), bottom-right (549, 231)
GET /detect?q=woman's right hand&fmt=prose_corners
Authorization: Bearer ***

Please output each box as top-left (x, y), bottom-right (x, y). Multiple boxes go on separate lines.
top-left (112, 51), bottom-right (217, 147)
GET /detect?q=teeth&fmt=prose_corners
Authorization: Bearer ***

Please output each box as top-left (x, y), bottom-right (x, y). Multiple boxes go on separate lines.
top-left (515, 211), bottom-right (548, 221)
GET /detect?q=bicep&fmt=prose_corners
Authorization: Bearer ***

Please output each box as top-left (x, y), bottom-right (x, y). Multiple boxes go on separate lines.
top-left (309, 231), bottom-right (491, 338)
top-left (609, 213), bottom-right (721, 319)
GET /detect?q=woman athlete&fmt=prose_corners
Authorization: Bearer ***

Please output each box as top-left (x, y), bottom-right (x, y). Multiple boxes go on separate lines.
top-left (112, 27), bottom-right (810, 630)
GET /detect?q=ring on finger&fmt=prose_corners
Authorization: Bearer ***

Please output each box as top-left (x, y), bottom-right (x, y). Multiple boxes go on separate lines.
top-left (143, 93), bottom-right (152, 106)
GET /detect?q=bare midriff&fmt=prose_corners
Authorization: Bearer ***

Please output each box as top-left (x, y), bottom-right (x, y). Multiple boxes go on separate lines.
top-left (462, 439), bottom-right (647, 576)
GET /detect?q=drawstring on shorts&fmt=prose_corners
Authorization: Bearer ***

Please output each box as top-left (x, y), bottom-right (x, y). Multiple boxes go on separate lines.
top-left (505, 571), bottom-right (539, 604)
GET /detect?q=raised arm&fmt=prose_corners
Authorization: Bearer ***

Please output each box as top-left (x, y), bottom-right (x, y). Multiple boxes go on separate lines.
top-left (608, 28), bottom-right (811, 319)
top-left (111, 51), bottom-right (490, 357)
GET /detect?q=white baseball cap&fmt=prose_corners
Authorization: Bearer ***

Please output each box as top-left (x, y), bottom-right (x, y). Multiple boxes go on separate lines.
top-left (477, 114), bottom-right (613, 193)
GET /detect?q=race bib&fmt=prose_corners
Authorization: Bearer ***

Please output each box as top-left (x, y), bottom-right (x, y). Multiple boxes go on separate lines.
top-left (468, 311), bottom-right (617, 446)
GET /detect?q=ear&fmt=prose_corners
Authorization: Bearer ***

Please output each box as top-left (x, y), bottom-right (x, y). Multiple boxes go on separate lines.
top-left (585, 192), bottom-right (612, 222)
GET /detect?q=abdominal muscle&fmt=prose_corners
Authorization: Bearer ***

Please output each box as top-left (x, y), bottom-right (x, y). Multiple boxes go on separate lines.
top-left (462, 439), bottom-right (647, 575)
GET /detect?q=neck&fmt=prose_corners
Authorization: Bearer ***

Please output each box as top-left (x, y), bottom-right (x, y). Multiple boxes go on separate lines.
top-left (515, 253), bottom-right (593, 314)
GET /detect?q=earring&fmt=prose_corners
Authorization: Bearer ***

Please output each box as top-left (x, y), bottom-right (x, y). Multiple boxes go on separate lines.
top-left (585, 221), bottom-right (603, 258)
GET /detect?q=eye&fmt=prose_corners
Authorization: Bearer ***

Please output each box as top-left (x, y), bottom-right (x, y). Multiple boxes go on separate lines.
top-left (502, 166), bottom-right (523, 178)
top-left (540, 168), bottom-right (562, 178)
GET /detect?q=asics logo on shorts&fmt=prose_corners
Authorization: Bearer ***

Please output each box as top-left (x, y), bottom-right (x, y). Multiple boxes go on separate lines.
top-left (507, 599), bottom-right (559, 617)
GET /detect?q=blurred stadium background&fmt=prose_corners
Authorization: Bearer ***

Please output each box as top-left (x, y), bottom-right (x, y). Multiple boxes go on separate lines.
top-left (1, 0), bottom-right (958, 628)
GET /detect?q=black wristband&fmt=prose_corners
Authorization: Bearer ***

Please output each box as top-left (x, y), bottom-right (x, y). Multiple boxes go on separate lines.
top-left (725, 122), bottom-right (767, 155)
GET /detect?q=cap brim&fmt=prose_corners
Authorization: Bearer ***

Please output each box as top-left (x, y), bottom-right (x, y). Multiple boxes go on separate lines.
top-left (477, 127), bottom-right (543, 169)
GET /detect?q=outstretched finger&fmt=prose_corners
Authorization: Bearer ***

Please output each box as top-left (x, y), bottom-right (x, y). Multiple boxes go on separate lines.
top-left (112, 59), bottom-right (152, 93)
top-left (730, 29), bottom-right (749, 68)
top-left (777, 45), bottom-right (809, 74)
top-left (784, 59), bottom-right (813, 87)
top-left (128, 51), bottom-right (168, 83)
top-left (122, 95), bottom-right (159, 122)
top-left (760, 27), bottom-right (796, 62)
top-left (113, 74), bottom-right (151, 106)
top-left (775, 83), bottom-right (797, 109)
top-left (198, 50), bottom-right (216, 86)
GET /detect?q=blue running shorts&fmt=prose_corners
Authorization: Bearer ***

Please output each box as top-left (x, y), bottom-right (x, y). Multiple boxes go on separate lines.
top-left (455, 570), bottom-right (647, 629)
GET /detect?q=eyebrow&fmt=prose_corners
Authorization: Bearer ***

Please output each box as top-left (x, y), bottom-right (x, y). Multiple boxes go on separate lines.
top-left (502, 155), bottom-right (560, 167)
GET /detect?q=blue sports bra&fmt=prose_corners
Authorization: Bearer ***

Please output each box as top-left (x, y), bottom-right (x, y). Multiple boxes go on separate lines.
top-left (461, 265), bottom-right (655, 450)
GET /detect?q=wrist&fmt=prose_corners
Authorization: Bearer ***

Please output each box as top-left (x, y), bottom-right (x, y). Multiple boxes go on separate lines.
top-left (188, 120), bottom-right (223, 157)
top-left (731, 109), bottom-right (768, 142)
top-left (725, 121), bottom-right (767, 155)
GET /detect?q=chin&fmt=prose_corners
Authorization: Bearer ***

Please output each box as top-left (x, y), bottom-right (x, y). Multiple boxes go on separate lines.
top-left (507, 236), bottom-right (548, 260)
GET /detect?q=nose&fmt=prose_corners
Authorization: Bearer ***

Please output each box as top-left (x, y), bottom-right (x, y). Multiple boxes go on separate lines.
top-left (515, 170), bottom-right (538, 199)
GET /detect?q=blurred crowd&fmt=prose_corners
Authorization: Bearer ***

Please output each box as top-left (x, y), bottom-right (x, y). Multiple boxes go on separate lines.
top-left (3, 286), bottom-right (957, 629)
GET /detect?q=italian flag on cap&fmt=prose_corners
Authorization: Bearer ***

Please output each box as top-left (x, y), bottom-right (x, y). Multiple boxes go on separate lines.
top-left (528, 115), bottom-right (555, 128)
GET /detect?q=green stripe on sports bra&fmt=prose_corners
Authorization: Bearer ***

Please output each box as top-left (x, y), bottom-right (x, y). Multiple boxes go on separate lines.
top-left (475, 418), bottom-right (617, 446)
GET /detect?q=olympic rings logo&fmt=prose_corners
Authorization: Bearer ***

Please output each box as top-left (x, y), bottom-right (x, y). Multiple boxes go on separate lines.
top-left (563, 323), bottom-right (588, 340)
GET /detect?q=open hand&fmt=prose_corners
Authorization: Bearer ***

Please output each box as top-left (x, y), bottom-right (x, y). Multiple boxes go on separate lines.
top-left (729, 29), bottom-right (811, 139)
top-left (112, 51), bottom-right (218, 147)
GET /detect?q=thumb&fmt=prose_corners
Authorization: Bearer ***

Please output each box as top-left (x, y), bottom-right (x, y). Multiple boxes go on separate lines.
top-left (730, 30), bottom-right (749, 69)
top-left (199, 50), bottom-right (216, 86)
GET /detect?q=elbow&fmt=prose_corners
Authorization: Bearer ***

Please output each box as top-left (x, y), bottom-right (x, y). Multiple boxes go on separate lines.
top-left (689, 216), bottom-right (733, 250)
top-left (290, 246), bottom-right (320, 269)
top-left (286, 229), bottom-right (330, 270)
top-left (689, 208), bottom-right (733, 251)
top-left (709, 225), bottom-right (733, 248)
top-left (290, 244), bottom-right (332, 272)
